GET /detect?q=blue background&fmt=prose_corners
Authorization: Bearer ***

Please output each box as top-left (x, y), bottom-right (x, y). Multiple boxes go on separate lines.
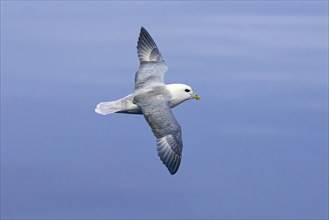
top-left (1, 1), bottom-right (328, 219)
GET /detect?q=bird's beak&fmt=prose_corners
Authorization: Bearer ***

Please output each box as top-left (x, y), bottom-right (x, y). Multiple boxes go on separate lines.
top-left (191, 92), bottom-right (200, 100)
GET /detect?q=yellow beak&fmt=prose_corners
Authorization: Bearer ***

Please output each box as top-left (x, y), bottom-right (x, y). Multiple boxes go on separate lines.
top-left (192, 93), bottom-right (200, 100)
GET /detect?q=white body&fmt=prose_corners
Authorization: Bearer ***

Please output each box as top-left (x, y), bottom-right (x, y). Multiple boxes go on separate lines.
top-left (95, 83), bottom-right (196, 115)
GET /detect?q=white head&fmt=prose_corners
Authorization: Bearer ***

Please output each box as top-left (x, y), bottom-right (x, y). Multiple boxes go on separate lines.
top-left (166, 83), bottom-right (200, 107)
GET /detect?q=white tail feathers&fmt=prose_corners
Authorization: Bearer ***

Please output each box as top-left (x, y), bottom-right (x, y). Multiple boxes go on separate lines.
top-left (95, 101), bottom-right (122, 115)
top-left (95, 94), bottom-right (141, 115)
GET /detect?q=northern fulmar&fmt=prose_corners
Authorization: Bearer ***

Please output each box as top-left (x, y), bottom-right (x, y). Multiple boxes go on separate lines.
top-left (95, 27), bottom-right (200, 175)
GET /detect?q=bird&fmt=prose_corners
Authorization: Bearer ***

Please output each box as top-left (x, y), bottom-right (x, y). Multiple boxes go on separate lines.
top-left (95, 27), bottom-right (200, 175)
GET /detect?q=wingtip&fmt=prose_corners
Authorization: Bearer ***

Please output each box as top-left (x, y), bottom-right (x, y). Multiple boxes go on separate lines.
top-left (169, 169), bottom-right (178, 175)
top-left (137, 27), bottom-right (164, 63)
top-left (168, 159), bottom-right (180, 175)
top-left (139, 26), bottom-right (148, 37)
top-left (157, 136), bottom-right (182, 175)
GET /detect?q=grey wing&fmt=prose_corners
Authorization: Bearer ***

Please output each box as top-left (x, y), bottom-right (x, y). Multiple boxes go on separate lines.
top-left (135, 27), bottom-right (168, 90)
top-left (138, 98), bottom-right (182, 175)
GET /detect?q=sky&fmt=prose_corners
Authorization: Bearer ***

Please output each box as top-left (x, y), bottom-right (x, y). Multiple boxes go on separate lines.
top-left (1, 1), bottom-right (328, 219)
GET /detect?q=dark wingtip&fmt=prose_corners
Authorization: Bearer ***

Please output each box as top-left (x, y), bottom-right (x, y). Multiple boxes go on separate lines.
top-left (137, 26), bottom-right (163, 63)
top-left (140, 26), bottom-right (149, 38)
top-left (169, 169), bottom-right (178, 175)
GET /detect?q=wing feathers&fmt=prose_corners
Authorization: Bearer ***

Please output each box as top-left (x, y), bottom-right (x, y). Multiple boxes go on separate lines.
top-left (157, 135), bottom-right (182, 175)
top-left (135, 28), bottom-right (183, 175)
top-left (134, 27), bottom-right (168, 90)
top-left (137, 98), bottom-right (183, 175)
top-left (137, 27), bottom-right (164, 63)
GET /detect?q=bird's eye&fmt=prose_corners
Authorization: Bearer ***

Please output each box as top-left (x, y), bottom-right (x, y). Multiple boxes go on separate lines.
top-left (185, 89), bottom-right (190, 92)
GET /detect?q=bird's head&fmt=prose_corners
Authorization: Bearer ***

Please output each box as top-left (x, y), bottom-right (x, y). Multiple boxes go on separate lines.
top-left (167, 84), bottom-right (200, 106)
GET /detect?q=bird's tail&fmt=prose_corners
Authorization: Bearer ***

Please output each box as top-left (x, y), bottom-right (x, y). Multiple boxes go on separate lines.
top-left (95, 94), bottom-right (141, 115)
top-left (95, 101), bottom-right (122, 115)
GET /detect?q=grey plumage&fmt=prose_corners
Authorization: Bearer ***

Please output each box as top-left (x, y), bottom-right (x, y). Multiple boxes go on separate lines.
top-left (133, 28), bottom-right (182, 174)
top-left (133, 86), bottom-right (182, 174)
top-left (135, 27), bottom-right (168, 90)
